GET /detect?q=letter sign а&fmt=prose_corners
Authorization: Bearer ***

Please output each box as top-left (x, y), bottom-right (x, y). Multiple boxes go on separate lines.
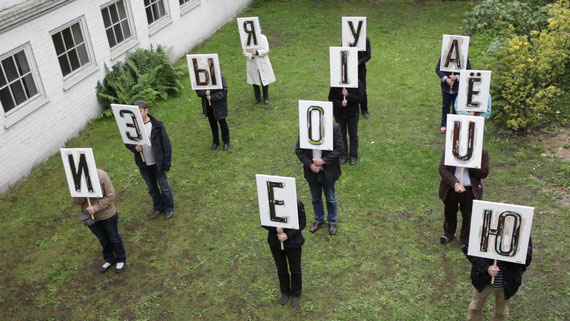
top-left (330, 47), bottom-right (359, 88)
top-left (298, 100), bottom-right (333, 151)
top-left (444, 114), bottom-right (485, 169)
top-left (237, 17), bottom-right (262, 50)
top-left (186, 54), bottom-right (223, 90)
top-left (468, 200), bottom-right (534, 264)
top-left (439, 35), bottom-right (470, 73)
top-left (111, 104), bottom-right (151, 146)
top-left (456, 70), bottom-right (492, 113)
top-left (60, 148), bottom-right (103, 198)
top-left (342, 17), bottom-right (367, 51)
top-left (256, 174), bottom-right (299, 230)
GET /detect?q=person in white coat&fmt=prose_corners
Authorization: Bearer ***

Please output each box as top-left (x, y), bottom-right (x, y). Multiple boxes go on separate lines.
top-left (243, 33), bottom-right (276, 104)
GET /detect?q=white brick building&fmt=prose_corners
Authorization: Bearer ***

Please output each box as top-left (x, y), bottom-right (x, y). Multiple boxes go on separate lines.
top-left (0, 0), bottom-right (252, 193)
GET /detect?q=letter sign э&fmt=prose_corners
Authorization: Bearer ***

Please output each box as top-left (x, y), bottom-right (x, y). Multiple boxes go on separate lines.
top-left (298, 100), bottom-right (334, 151)
top-left (468, 200), bottom-right (534, 265)
top-left (256, 174), bottom-right (299, 230)
top-left (444, 114), bottom-right (485, 169)
top-left (111, 104), bottom-right (152, 146)
top-left (60, 148), bottom-right (103, 198)
top-left (186, 54), bottom-right (223, 90)
top-left (237, 17), bottom-right (262, 50)
top-left (439, 35), bottom-right (470, 73)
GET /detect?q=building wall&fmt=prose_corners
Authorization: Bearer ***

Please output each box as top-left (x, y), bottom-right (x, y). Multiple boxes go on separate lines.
top-left (0, 0), bottom-right (252, 193)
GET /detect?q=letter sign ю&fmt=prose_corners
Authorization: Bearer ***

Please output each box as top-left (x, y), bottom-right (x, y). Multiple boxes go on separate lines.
top-left (342, 17), bottom-right (367, 51)
top-left (480, 210), bottom-right (521, 256)
top-left (237, 17), bottom-right (262, 50)
top-left (444, 114), bottom-right (485, 169)
top-left (298, 100), bottom-right (333, 151)
top-left (60, 148), bottom-right (103, 198)
top-left (186, 54), bottom-right (223, 90)
top-left (256, 174), bottom-right (299, 230)
top-left (439, 35), bottom-right (470, 73)
top-left (456, 70), bottom-right (492, 113)
top-left (329, 47), bottom-right (358, 88)
top-left (111, 104), bottom-right (151, 146)
top-left (267, 181), bottom-right (287, 223)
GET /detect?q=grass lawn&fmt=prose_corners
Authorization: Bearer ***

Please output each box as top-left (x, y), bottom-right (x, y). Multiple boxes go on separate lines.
top-left (0, 0), bottom-right (568, 320)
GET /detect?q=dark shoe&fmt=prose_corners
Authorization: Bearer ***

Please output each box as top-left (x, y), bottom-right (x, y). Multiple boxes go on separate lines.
top-left (165, 210), bottom-right (174, 220)
top-left (291, 296), bottom-right (300, 308)
top-left (340, 157), bottom-right (347, 165)
top-left (278, 294), bottom-right (289, 305)
top-left (264, 98), bottom-right (269, 105)
top-left (211, 144), bottom-right (218, 150)
top-left (362, 111), bottom-right (369, 119)
top-left (309, 221), bottom-right (323, 233)
top-left (150, 210), bottom-right (160, 219)
top-left (329, 224), bottom-right (337, 235)
top-left (115, 262), bottom-right (125, 274)
top-left (223, 143), bottom-right (229, 151)
top-left (461, 244), bottom-right (468, 255)
top-left (254, 98), bottom-right (261, 104)
top-left (350, 158), bottom-right (357, 165)
top-left (100, 262), bottom-right (112, 273)
top-left (439, 234), bottom-right (455, 245)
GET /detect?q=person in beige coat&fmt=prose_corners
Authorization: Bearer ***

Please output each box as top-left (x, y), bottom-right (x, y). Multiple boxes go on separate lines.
top-left (243, 33), bottom-right (276, 104)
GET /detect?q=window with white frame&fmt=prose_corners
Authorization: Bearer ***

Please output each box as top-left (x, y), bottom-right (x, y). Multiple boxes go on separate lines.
top-left (51, 20), bottom-right (92, 77)
top-left (0, 48), bottom-right (40, 113)
top-left (144, 0), bottom-right (168, 25)
top-left (179, 0), bottom-right (200, 14)
top-left (101, 0), bottom-right (134, 49)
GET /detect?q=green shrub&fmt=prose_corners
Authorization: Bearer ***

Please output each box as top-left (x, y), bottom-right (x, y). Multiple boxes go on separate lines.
top-left (96, 46), bottom-right (184, 118)
top-left (489, 0), bottom-right (569, 132)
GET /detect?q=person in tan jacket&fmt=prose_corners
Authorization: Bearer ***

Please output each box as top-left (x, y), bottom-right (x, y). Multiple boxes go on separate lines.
top-left (74, 169), bottom-right (126, 273)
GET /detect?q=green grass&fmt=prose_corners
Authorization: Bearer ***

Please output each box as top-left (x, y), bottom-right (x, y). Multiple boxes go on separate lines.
top-left (1, 0), bottom-right (568, 320)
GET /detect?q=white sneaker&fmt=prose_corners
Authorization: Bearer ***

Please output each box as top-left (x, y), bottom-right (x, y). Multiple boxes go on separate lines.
top-left (116, 262), bottom-right (125, 274)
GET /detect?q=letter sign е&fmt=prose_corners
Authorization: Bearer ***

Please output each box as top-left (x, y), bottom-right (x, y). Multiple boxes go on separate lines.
top-left (267, 181), bottom-right (287, 223)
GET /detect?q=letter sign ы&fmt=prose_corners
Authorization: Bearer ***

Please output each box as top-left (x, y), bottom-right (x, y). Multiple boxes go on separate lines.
top-left (256, 174), bottom-right (299, 230)
top-left (342, 17), bottom-right (367, 51)
top-left (111, 104), bottom-right (152, 146)
top-left (468, 200), bottom-right (534, 264)
top-left (439, 35), bottom-right (470, 73)
top-left (237, 17), bottom-right (262, 50)
top-left (444, 114), bottom-right (485, 169)
top-left (186, 54), bottom-right (223, 90)
top-left (60, 148), bottom-right (103, 198)
top-left (298, 100), bottom-right (334, 151)
top-left (330, 47), bottom-right (358, 88)
top-left (456, 70), bottom-right (492, 113)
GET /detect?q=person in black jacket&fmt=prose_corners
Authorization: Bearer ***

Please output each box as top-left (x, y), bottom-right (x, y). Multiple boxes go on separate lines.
top-left (263, 200), bottom-right (306, 308)
top-left (126, 101), bottom-right (174, 219)
top-left (358, 37), bottom-right (371, 119)
top-left (196, 74), bottom-right (230, 151)
top-left (328, 82), bottom-right (364, 165)
top-left (465, 239), bottom-right (532, 320)
top-left (295, 123), bottom-right (344, 235)
top-left (435, 58), bottom-right (471, 134)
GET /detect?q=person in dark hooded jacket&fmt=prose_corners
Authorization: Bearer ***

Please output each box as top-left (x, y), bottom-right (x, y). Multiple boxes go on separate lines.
top-left (196, 74), bottom-right (230, 151)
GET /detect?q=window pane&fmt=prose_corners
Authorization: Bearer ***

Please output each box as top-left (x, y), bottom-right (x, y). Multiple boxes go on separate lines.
top-left (145, 6), bottom-right (153, 24)
top-left (62, 28), bottom-right (74, 50)
top-left (122, 20), bottom-right (131, 38)
top-left (58, 55), bottom-right (71, 76)
top-left (117, 1), bottom-right (127, 19)
top-left (106, 28), bottom-right (117, 47)
top-left (76, 44), bottom-right (89, 66)
top-left (22, 74), bottom-right (38, 98)
top-left (14, 50), bottom-right (31, 75)
top-left (52, 33), bottom-right (65, 55)
top-left (102, 8), bottom-right (112, 28)
top-left (114, 25), bottom-right (124, 44)
top-left (110, 4), bottom-right (119, 22)
top-left (0, 68), bottom-right (7, 87)
top-left (144, 0), bottom-right (151, 6)
top-left (158, 0), bottom-right (166, 18)
top-left (2, 57), bottom-right (19, 82)
top-left (10, 81), bottom-right (26, 105)
top-left (0, 87), bottom-right (15, 112)
top-left (68, 50), bottom-right (80, 71)
top-left (71, 23), bottom-right (84, 45)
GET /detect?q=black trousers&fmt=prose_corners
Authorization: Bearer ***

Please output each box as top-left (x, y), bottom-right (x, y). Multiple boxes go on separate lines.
top-left (443, 186), bottom-right (473, 246)
top-left (88, 213), bottom-right (126, 264)
top-left (359, 67), bottom-right (368, 113)
top-left (270, 246), bottom-right (302, 296)
top-left (206, 105), bottom-right (229, 145)
top-left (336, 115), bottom-right (359, 159)
top-left (253, 84), bottom-right (269, 100)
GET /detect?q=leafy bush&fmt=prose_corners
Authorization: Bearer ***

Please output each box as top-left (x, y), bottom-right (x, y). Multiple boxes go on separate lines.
top-left (489, 1), bottom-right (569, 132)
top-left (96, 46), bottom-right (184, 117)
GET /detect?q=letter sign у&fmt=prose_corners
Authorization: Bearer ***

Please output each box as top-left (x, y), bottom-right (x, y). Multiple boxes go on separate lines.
top-left (267, 181), bottom-right (287, 223)
top-left (480, 210), bottom-right (522, 256)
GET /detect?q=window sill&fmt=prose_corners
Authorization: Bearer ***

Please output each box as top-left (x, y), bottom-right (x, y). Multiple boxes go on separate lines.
top-left (4, 95), bottom-right (49, 128)
top-left (148, 17), bottom-right (172, 36)
top-left (180, 0), bottom-right (200, 15)
top-left (110, 38), bottom-right (139, 61)
top-left (62, 63), bottom-right (99, 92)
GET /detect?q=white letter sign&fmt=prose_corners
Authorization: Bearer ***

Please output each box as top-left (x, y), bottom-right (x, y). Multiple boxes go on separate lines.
top-left (111, 104), bottom-right (151, 146)
top-left (298, 100), bottom-right (333, 151)
top-left (237, 17), bottom-right (262, 50)
top-left (60, 148), bottom-right (103, 198)
top-left (186, 54), bottom-right (223, 90)
top-left (342, 17), bottom-right (367, 51)
top-left (440, 35), bottom-right (470, 73)
top-left (444, 114), bottom-right (485, 169)
top-left (256, 174), bottom-right (299, 230)
top-left (468, 200), bottom-right (534, 264)
top-left (456, 70), bottom-right (492, 113)
top-left (330, 47), bottom-right (359, 88)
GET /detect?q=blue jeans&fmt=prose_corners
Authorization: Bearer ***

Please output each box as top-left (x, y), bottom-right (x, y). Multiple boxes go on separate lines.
top-left (308, 174), bottom-right (338, 224)
top-left (441, 91), bottom-right (458, 127)
top-left (139, 165), bottom-right (174, 212)
top-left (88, 213), bottom-right (126, 263)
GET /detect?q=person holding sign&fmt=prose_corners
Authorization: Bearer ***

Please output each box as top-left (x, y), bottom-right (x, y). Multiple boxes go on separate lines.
top-left (74, 169), bottom-right (126, 273)
top-left (328, 82), bottom-right (364, 165)
top-left (125, 101), bottom-right (174, 220)
top-left (295, 123), bottom-right (344, 235)
top-left (196, 73), bottom-right (230, 151)
top-left (263, 200), bottom-right (306, 308)
top-left (438, 147), bottom-right (489, 248)
top-left (358, 37), bottom-right (371, 119)
top-left (435, 58), bottom-right (472, 134)
top-left (465, 239), bottom-right (532, 320)
top-left (243, 32), bottom-right (275, 105)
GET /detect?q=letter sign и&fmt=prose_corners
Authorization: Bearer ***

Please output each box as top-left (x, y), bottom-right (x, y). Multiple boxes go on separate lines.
top-left (480, 210), bottom-right (522, 256)
top-left (307, 106), bottom-right (325, 145)
top-left (267, 181), bottom-right (287, 223)
top-left (452, 120), bottom-right (475, 161)
top-left (68, 154), bottom-right (94, 193)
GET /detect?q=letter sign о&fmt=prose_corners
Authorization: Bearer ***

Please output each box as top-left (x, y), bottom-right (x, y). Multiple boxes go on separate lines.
top-left (256, 174), bottom-right (299, 229)
top-left (298, 100), bottom-right (333, 151)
